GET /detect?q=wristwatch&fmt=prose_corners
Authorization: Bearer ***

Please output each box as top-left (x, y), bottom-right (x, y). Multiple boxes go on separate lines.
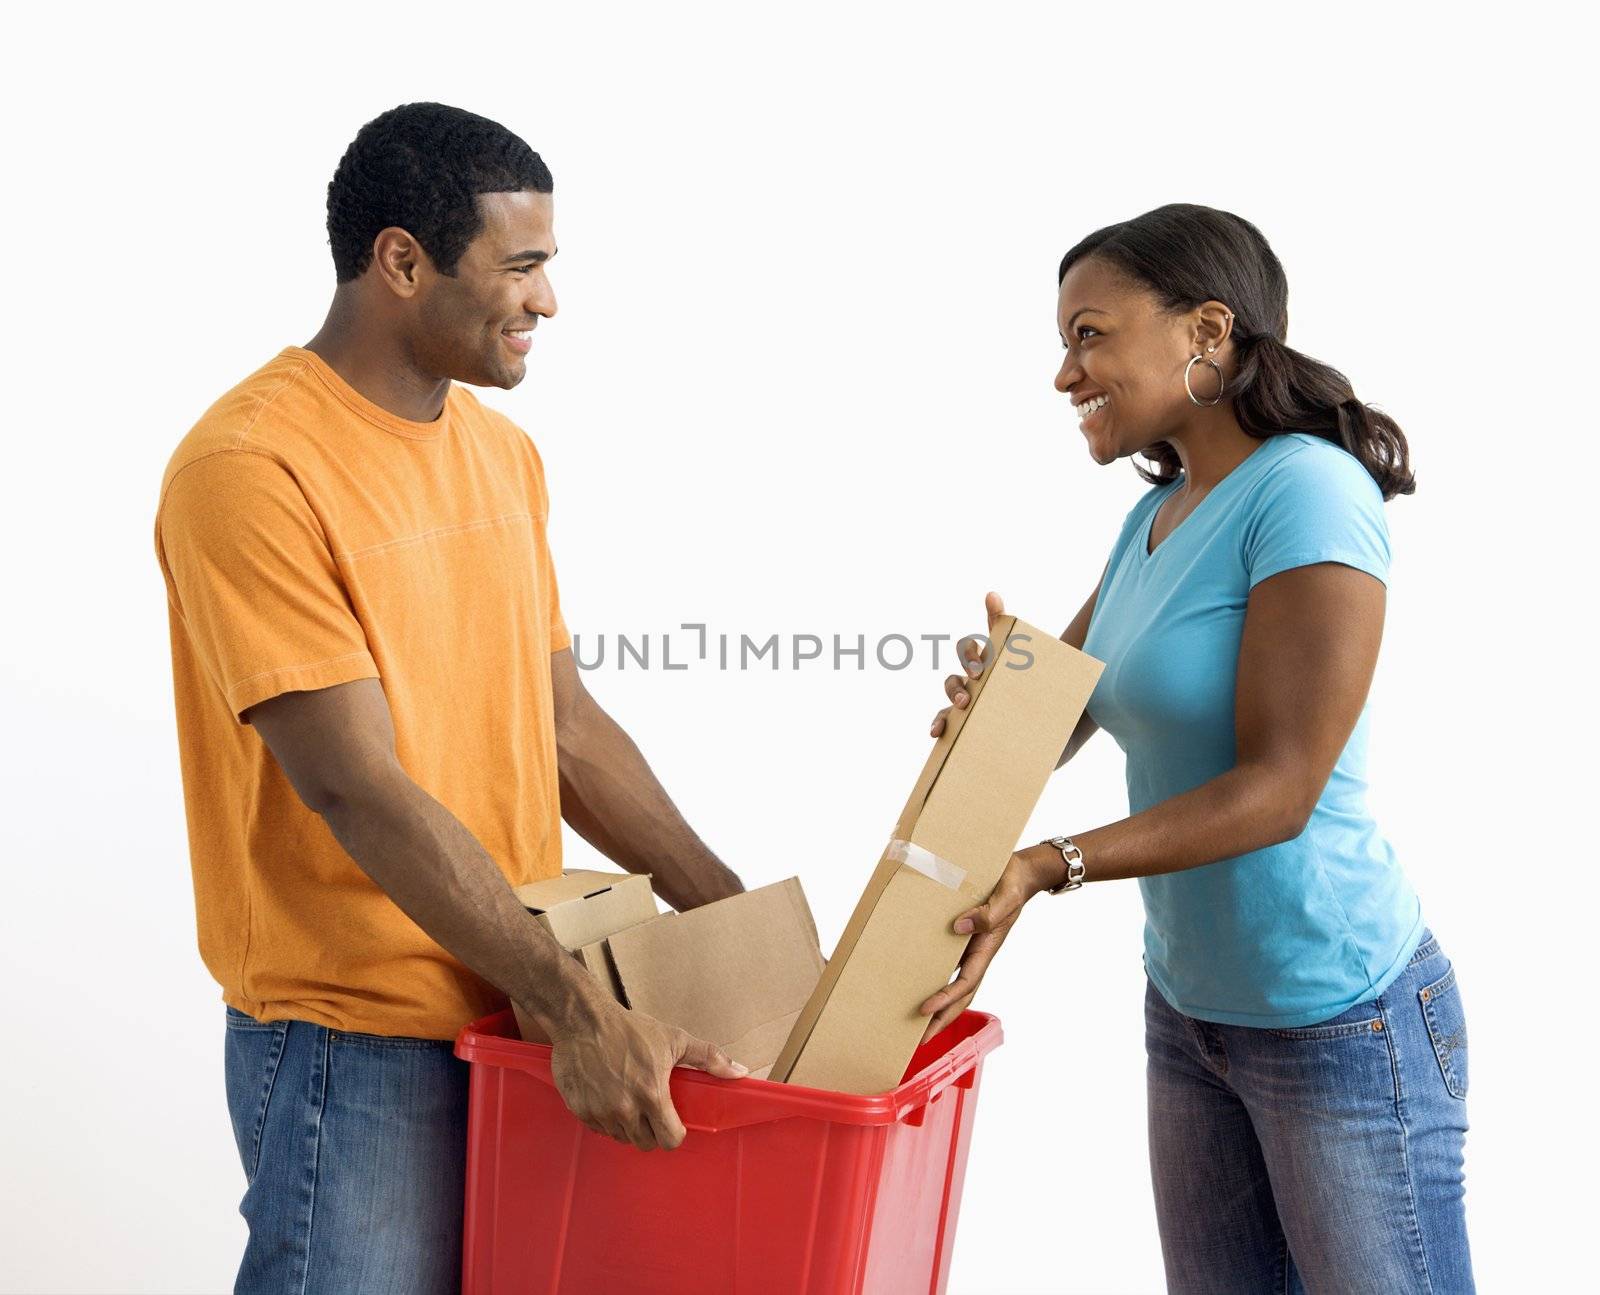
top-left (1044, 836), bottom-right (1086, 894)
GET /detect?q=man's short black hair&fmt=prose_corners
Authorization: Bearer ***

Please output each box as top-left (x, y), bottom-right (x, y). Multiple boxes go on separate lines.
top-left (326, 102), bottom-right (553, 283)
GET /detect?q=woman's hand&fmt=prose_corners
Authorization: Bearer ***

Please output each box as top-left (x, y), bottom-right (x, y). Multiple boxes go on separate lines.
top-left (918, 843), bottom-right (1065, 1043)
top-left (930, 591), bottom-right (1008, 738)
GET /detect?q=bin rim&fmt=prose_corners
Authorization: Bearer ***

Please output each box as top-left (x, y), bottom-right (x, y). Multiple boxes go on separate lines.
top-left (455, 1008), bottom-right (1002, 1133)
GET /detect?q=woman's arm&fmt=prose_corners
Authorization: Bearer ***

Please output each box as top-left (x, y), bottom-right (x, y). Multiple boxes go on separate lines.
top-left (1028, 559), bottom-right (1386, 886)
top-left (920, 560), bottom-right (1385, 1035)
top-left (1056, 565), bottom-right (1107, 767)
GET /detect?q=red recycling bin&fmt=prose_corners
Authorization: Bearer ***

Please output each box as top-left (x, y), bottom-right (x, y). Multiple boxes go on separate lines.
top-left (454, 1008), bottom-right (1003, 1294)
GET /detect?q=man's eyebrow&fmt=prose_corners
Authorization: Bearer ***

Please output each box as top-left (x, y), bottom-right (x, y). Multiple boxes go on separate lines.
top-left (499, 247), bottom-right (557, 265)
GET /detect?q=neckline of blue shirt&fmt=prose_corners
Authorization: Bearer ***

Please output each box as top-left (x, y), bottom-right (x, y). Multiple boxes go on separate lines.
top-left (1140, 434), bottom-right (1283, 562)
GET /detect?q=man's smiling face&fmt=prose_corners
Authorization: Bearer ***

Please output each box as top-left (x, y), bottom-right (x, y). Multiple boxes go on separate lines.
top-left (410, 189), bottom-right (558, 389)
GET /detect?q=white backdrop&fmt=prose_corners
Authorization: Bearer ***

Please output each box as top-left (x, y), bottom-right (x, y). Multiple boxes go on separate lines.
top-left (3, 3), bottom-right (1592, 1291)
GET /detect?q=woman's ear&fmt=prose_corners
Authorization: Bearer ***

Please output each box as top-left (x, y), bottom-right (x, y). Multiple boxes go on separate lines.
top-left (1192, 301), bottom-right (1235, 354)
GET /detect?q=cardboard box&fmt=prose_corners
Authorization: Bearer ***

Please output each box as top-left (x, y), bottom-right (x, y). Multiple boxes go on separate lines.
top-left (511, 871), bottom-right (827, 1080)
top-left (769, 615), bottom-right (1104, 1094)
top-left (510, 869), bottom-right (660, 1042)
top-left (591, 877), bottom-right (825, 1078)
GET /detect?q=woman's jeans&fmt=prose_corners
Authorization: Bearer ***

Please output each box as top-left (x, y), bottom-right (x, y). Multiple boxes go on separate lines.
top-left (222, 1006), bottom-right (469, 1295)
top-left (1145, 929), bottom-right (1474, 1294)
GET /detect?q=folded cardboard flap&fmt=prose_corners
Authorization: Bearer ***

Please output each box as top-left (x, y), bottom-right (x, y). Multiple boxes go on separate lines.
top-left (769, 615), bottom-right (1104, 1094)
top-left (600, 878), bottom-right (825, 1079)
top-left (507, 871), bottom-right (826, 1080)
top-left (510, 869), bottom-right (661, 1043)
top-left (513, 869), bottom-right (659, 951)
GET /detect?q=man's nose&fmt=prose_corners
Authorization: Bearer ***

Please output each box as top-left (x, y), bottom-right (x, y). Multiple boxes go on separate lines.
top-left (525, 275), bottom-right (557, 320)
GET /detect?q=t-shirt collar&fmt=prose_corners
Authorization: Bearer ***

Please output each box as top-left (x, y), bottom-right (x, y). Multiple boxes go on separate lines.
top-left (283, 345), bottom-right (453, 441)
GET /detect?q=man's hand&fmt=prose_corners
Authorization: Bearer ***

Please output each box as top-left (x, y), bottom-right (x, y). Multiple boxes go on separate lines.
top-left (545, 997), bottom-right (747, 1151)
top-left (917, 844), bottom-right (1063, 1044)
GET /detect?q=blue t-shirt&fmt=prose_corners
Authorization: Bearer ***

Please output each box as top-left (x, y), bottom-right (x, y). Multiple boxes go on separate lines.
top-left (1081, 431), bottom-right (1423, 1028)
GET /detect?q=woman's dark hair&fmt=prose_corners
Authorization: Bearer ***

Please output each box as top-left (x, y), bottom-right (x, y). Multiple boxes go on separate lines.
top-left (1058, 203), bottom-right (1414, 500)
top-left (326, 102), bottom-right (553, 284)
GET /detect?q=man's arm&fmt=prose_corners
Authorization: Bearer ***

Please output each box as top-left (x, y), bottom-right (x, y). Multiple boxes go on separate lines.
top-left (245, 677), bottom-right (745, 1151)
top-left (246, 677), bottom-right (598, 1035)
top-left (549, 648), bottom-right (743, 911)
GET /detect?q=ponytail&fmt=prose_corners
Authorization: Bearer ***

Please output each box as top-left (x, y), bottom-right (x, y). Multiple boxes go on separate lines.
top-left (1136, 331), bottom-right (1415, 500)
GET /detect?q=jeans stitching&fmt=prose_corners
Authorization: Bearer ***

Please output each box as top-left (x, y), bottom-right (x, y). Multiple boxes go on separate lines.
top-left (247, 1022), bottom-right (288, 1181)
top-left (1419, 967), bottom-right (1467, 1100)
top-left (1380, 996), bottom-right (1437, 1293)
top-left (329, 1030), bottom-right (453, 1050)
top-left (292, 1025), bottom-right (330, 1295)
top-left (1408, 934), bottom-right (1441, 967)
top-left (1262, 1016), bottom-right (1384, 1040)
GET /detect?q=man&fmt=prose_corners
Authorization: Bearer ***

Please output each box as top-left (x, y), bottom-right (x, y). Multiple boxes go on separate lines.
top-left (153, 102), bottom-right (747, 1293)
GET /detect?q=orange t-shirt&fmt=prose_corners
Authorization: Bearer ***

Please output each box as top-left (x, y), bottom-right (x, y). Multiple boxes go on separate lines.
top-left (155, 345), bottom-right (570, 1039)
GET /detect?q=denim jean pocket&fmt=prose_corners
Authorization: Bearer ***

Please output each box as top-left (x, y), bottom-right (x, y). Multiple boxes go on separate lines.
top-left (1419, 964), bottom-right (1469, 1100)
top-left (224, 1009), bottom-right (289, 1181)
top-left (1264, 998), bottom-right (1385, 1040)
top-left (224, 1005), bottom-right (279, 1032)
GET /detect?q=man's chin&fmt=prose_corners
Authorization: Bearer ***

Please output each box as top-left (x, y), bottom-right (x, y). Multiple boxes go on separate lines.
top-left (463, 358), bottom-right (526, 390)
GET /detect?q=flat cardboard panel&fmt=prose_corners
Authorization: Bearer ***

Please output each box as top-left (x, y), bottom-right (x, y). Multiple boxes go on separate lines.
top-left (770, 616), bottom-right (1103, 1093)
top-left (603, 878), bottom-right (825, 1079)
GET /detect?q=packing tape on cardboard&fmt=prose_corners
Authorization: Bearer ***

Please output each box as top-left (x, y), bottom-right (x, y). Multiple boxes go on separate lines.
top-left (885, 838), bottom-right (967, 891)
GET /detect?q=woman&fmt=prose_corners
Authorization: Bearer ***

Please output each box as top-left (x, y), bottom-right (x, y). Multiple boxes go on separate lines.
top-left (918, 204), bottom-right (1473, 1294)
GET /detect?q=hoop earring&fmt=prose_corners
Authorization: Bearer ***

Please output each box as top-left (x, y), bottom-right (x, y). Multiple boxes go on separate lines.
top-left (1185, 353), bottom-right (1225, 407)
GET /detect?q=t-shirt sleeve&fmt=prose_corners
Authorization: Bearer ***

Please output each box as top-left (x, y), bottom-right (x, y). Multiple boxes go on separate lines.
top-left (543, 533), bottom-right (571, 654)
top-left (1242, 443), bottom-right (1391, 590)
top-left (518, 432), bottom-right (571, 654)
top-left (157, 450), bottom-right (380, 723)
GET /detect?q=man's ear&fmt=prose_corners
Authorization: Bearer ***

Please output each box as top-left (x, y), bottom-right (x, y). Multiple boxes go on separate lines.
top-left (370, 226), bottom-right (426, 299)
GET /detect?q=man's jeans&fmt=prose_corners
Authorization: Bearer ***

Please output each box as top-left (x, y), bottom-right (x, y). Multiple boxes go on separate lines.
top-left (1145, 928), bottom-right (1474, 1293)
top-left (223, 1007), bottom-right (469, 1294)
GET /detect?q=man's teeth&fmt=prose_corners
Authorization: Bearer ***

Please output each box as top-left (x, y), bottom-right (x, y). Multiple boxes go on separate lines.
top-left (506, 330), bottom-right (531, 339)
top-left (1076, 395), bottom-right (1109, 418)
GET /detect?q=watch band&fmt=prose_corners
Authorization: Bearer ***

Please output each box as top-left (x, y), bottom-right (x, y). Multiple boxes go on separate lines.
top-left (1044, 835), bottom-right (1086, 894)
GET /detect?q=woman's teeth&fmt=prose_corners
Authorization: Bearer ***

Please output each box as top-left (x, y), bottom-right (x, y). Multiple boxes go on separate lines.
top-left (1076, 395), bottom-right (1109, 420)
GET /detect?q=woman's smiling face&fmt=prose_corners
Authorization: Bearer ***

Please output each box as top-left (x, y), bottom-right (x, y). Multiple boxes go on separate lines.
top-left (1054, 256), bottom-right (1228, 465)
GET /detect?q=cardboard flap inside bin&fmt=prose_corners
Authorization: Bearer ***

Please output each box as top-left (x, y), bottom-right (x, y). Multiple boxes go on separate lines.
top-left (511, 870), bottom-right (661, 1045)
top-left (602, 878), bottom-right (825, 1079)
